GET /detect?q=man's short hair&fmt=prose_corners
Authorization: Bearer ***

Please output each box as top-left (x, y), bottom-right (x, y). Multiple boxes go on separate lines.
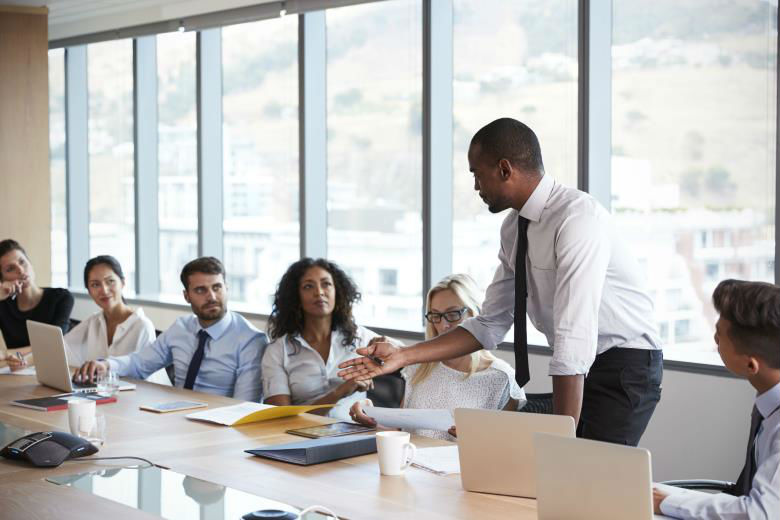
top-left (180, 257), bottom-right (225, 290)
top-left (470, 118), bottom-right (545, 173)
top-left (713, 279), bottom-right (780, 369)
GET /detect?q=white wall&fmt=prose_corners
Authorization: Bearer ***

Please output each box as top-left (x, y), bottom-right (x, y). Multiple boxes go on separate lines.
top-left (72, 293), bottom-right (754, 482)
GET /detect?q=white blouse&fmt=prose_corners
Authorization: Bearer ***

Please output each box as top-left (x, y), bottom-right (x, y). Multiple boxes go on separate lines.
top-left (401, 358), bottom-right (527, 440)
top-left (64, 308), bottom-right (156, 367)
top-left (262, 325), bottom-right (379, 419)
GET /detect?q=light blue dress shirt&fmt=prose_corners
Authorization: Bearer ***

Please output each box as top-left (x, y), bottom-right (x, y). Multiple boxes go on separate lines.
top-left (108, 311), bottom-right (267, 402)
top-left (660, 381), bottom-right (780, 519)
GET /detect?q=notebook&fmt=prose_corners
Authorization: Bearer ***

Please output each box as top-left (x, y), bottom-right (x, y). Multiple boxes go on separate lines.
top-left (11, 393), bottom-right (117, 411)
top-left (245, 434), bottom-right (377, 466)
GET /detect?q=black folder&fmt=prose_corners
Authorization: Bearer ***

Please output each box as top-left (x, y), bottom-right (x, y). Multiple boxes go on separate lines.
top-left (245, 434), bottom-right (376, 466)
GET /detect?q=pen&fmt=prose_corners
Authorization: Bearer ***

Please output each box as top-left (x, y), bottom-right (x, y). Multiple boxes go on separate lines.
top-left (366, 354), bottom-right (384, 366)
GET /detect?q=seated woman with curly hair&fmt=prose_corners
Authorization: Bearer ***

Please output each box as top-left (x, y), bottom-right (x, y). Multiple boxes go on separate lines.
top-left (262, 258), bottom-right (385, 419)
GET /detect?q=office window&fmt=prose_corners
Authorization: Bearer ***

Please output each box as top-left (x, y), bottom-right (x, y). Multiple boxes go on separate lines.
top-left (452, 0), bottom-right (579, 346)
top-left (87, 40), bottom-right (136, 291)
top-left (222, 17), bottom-right (299, 312)
top-left (326, 0), bottom-right (423, 330)
top-left (612, 0), bottom-right (776, 363)
top-left (49, 48), bottom-right (67, 287)
top-left (158, 32), bottom-right (198, 297)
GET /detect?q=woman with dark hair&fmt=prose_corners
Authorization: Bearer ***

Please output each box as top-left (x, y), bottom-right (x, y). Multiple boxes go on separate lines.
top-left (262, 258), bottom-right (384, 419)
top-left (0, 239), bottom-right (73, 369)
top-left (64, 255), bottom-right (156, 367)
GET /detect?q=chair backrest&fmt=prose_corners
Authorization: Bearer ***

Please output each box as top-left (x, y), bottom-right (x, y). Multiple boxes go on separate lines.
top-left (68, 318), bottom-right (81, 331)
top-left (520, 392), bottom-right (554, 414)
top-left (366, 370), bottom-right (405, 408)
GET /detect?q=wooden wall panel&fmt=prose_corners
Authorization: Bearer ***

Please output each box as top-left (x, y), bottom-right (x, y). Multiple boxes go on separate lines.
top-left (0, 8), bottom-right (51, 285)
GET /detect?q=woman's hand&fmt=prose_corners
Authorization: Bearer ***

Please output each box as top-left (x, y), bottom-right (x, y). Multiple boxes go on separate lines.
top-left (4, 350), bottom-right (31, 372)
top-left (0, 280), bottom-right (22, 301)
top-left (348, 399), bottom-right (377, 427)
top-left (335, 378), bottom-right (373, 399)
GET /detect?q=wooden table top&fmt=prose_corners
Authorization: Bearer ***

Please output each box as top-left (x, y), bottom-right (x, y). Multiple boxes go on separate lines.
top-left (0, 374), bottom-right (537, 519)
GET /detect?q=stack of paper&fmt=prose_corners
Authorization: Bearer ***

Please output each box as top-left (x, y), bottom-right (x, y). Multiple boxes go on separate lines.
top-left (411, 445), bottom-right (461, 475)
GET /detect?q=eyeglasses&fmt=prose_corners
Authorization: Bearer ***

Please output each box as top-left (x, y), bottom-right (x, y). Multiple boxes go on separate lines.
top-left (424, 307), bottom-right (468, 324)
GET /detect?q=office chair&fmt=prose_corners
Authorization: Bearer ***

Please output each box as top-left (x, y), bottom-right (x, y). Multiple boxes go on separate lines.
top-left (366, 370), bottom-right (405, 408)
top-left (153, 329), bottom-right (176, 385)
top-left (519, 392), bottom-right (554, 414)
top-left (660, 479), bottom-right (734, 492)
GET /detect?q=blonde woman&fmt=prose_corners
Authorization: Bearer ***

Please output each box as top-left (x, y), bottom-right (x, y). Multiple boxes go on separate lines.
top-left (349, 274), bottom-right (526, 440)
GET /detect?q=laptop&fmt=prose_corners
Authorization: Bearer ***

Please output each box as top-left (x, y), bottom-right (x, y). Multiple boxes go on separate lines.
top-left (27, 320), bottom-right (135, 393)
top-left (534, 433), bottom-right (671, 520)
top-left (454, 408), bottom-right (575, 498)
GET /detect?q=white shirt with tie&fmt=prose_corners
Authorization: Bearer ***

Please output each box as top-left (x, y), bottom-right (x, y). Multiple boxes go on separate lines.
top-left (660, 381), bottom-right (780, 519)
top-left (460, 174), bottom-right (662, 376)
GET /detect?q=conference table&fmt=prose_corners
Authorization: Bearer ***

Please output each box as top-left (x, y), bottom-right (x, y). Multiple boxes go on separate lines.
top-left (0, 374), bottom-right (537, 519)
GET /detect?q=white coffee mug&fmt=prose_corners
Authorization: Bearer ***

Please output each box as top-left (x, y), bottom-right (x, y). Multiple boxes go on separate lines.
top-left (376, 431), bottom-right (416, 476)
top-left (67, 398), bottom-right (96, 438)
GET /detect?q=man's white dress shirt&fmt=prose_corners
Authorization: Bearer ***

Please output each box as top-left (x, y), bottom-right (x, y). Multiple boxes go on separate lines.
top-left (460, 174), bottom-right (661, 376)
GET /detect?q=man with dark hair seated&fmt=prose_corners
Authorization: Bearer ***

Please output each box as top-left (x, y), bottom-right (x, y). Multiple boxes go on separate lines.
top-left (75, 257), bottom-right (268, 402)
top-left (654, 279), bottom-right (779, 519)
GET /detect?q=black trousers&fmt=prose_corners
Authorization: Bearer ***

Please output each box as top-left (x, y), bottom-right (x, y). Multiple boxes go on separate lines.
top-left (576, 347), bottom-right (663, 446)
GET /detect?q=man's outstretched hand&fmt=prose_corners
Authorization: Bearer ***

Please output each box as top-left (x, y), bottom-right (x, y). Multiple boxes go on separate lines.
top-left (338, 340), bottom-right (405, 381)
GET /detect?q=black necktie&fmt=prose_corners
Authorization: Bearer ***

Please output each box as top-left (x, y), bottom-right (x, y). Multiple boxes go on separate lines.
top-left (184, 330), bottom-right (210, 390)
top-left (732, 406), bottom-right (763, 496)
top-left (514, 215), bottom-right (530, 387)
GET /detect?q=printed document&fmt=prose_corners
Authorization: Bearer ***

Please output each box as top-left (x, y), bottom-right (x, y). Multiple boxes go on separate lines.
top-left (363, 406), bottom-right (454, 431)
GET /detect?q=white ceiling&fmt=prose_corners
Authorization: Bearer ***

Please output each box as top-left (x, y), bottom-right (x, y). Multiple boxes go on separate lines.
top-left (2, 0), bottom-right (277, 40)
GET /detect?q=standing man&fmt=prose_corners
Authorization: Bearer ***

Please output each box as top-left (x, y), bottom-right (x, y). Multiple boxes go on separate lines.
top-left (340, 118), bottom-right (663, 445)
top-left (76, 257), bottom-right (268, 402)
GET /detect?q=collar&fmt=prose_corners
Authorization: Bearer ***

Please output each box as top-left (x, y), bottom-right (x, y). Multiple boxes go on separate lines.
top-left (518, 174), bottom-right (554, 223)
top-left (755, 381), bottom-right (780, 419)
top-left (196, 310), bottom-right (233, 341)
top-left (291, 328), bottom-right (345, 351)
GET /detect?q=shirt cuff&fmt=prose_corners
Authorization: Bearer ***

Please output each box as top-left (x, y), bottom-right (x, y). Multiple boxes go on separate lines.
top-left (659, 492), bottom-right (687, 518)
top-left (262, 377), bottom-right (291, 400)
top-left (106, 358), bottom-right (120, 374)
top-left (459, 318), bottom-right (499, 350)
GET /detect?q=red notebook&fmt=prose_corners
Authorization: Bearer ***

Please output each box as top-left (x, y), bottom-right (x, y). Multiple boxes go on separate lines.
top-left (11, 393), bottom-right (117, 411)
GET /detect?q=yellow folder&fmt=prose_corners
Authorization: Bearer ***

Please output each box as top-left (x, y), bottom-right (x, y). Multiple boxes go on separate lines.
top-left (186, 402), bottom-right (334, 426)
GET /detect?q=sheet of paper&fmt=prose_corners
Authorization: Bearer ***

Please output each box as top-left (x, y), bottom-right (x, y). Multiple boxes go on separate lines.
top-left (0, 366), bottom-right (36, 376)
top-left (187, 402), bottom-right (272, 425)
top-left (363, 406), bottom-right (454, 431)
top-left (186, 402), bottom-right (334, 426)
top-left (411, 445), bottom-right (460, 475)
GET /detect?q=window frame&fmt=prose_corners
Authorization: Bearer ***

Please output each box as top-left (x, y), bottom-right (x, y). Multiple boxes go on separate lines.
top-left (50, 0), bottom-right (779, 374)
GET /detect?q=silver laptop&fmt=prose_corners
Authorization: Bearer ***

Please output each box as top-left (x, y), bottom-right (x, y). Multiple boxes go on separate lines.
top-left (27, 320), bottom-right (135, 393)
top-left (454, 408), bottom-right (575, 498)
top-left (534, 433), bottom-right (666, 520)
